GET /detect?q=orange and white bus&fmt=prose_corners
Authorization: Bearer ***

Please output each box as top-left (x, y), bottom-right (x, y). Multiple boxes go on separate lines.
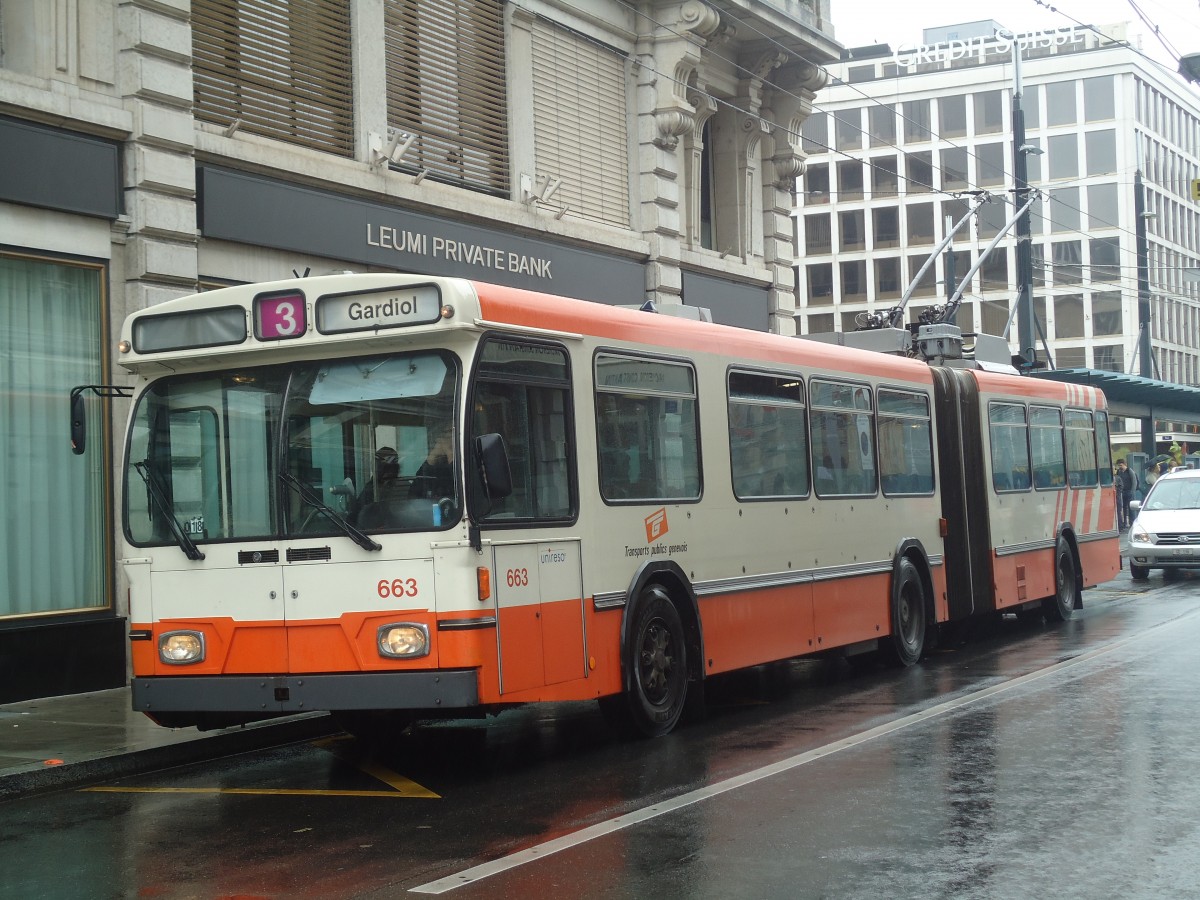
top-left (82, 272), bottom-right (1119, 737)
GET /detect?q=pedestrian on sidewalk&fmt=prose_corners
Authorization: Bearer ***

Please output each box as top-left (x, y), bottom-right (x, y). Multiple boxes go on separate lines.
top-left (1115, 458), bottom-right (1135, 530)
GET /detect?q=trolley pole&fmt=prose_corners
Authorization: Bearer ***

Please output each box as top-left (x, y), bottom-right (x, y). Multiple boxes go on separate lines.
top-left (1011, 38), bottom-right (1036, 369)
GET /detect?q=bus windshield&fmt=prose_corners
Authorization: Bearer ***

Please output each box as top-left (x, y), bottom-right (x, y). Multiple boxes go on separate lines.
top-left (124, 351), bottom-right (460, 547)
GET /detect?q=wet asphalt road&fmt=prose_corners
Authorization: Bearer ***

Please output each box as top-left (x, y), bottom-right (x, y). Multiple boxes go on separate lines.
top-left (2, 569), bottom-right (1198, 900)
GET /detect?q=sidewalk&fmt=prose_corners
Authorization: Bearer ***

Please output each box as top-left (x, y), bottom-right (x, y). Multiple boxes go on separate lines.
top-left (0, 687), bottom-right (335, 801)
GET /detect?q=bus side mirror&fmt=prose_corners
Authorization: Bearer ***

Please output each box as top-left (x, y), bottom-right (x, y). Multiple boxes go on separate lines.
top-left (70, 388), bottom-right (88, 455)
top-left (475, 433), bottom-right (512, 500)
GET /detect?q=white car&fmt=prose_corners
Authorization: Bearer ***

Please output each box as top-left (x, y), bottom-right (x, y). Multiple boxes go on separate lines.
top-left (1128, 467), bottom-right (1200, 581)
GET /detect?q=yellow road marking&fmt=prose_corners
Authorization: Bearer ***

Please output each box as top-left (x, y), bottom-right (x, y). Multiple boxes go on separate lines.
top-left (80, 735), bottom-right (441, 798)
top-left (82, 786), bottom-right (425, 797)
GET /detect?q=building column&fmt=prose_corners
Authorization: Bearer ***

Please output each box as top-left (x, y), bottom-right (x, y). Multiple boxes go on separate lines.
top-left (763, 62), bottom-right (828, 335)
top-left (117, 0), bottom-right (198, 316)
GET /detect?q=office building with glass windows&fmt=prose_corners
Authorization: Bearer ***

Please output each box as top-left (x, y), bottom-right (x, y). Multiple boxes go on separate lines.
top-left (795, 21), bottom-right (1200, 402)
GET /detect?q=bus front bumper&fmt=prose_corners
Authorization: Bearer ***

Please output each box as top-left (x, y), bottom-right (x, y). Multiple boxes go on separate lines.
top-left (132, 670), bottom-right (479, 714)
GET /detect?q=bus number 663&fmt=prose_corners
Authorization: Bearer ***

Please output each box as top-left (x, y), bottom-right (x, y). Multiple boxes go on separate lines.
top-left (506, 568), bottom-right (529, 587)
top-left (377, 578), bottom-right (418, 599)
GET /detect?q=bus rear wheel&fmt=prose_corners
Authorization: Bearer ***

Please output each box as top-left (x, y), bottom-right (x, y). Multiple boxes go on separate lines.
top-left (883, 557), bottom-right (926, 667)
top-left (1043, 541), bottom-right (1078, 622)
top-left (613, 586), bottom-right (688, 738)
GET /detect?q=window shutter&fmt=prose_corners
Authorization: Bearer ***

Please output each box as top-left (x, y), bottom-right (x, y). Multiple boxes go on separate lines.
top-left (531, 20), bottom-right (630, 227)
top-left (193, 0), bottom-right (354, 157)
top-left (385, 0), bottom-right (509, 196)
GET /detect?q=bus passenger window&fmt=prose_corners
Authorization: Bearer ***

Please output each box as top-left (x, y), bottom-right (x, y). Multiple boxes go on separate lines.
top-left (989, 402), bottom-right (1031, 492)
top-left (595, 354), bottom-right (700, 503)
top-left (727, 370), bottom-right (809, 500)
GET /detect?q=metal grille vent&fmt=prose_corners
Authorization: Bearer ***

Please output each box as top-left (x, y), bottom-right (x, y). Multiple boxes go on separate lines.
top-left (287, 546), bottom-right (332, 562)
top-left (238, 549), bottom-right (280, 565)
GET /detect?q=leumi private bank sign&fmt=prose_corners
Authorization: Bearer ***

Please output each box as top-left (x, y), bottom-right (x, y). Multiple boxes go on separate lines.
top-left (892, 25), bottom-right (1086, 68)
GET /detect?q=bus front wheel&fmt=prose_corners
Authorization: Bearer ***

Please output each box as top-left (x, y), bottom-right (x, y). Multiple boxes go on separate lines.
top-left (615, 586), bottom-right (688, 738)
top-left (883, 557), bottom-right (926, 667)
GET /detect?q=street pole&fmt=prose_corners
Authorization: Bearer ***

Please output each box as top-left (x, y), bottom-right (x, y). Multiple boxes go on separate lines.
top-left (1134, 169), bottom-right (1155, 455)
top-left (1012, 38), bottom-right (1036, 369)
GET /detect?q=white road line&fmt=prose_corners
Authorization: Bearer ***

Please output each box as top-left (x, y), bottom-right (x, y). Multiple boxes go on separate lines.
top-left (410, 611), bottom-right (1194, 895)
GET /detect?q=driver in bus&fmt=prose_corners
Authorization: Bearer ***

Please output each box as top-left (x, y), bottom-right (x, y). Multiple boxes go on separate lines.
top-left (409, 426), bottom-right (455, 499)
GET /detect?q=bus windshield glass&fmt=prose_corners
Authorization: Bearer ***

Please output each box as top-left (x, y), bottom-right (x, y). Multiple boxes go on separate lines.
top-left (124, 351), bottom-right (460, 546)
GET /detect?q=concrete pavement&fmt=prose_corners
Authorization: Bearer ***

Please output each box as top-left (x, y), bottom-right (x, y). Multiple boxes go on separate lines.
top-left (0, 686), bottom-right (335, 801)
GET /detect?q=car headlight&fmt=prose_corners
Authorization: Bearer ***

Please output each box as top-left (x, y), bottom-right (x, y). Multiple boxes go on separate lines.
top-left (159, 631), bottom-right (205, 665)
top-left (1131, 526), bottom-right (1151, 543)
top-left (377, 623), bottom-right (430, 658)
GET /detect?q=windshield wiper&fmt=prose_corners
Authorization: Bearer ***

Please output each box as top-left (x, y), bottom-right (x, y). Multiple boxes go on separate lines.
top-left (134, 461), bottom-right (205, 561)
top-left (278, 471), bottom-right (381, 552)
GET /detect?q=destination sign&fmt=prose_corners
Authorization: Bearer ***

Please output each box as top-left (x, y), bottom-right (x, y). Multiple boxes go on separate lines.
top-left (316, 284), bottom-right (442, 334)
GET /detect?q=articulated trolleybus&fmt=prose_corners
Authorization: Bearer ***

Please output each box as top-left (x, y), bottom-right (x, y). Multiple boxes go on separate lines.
top-left (88, 272), bottom-right (1119, 738)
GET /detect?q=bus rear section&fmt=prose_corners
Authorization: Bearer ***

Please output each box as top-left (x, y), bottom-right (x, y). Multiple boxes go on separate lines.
top-left (933, 367), bottom-right (1119, 625)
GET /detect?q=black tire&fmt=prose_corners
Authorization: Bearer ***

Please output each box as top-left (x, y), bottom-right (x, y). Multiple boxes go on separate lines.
top-left (882, 557), bottom-right (926, 667)
top-left (1129, 562), bottom-right (1150, 581)
top-left (1043, 541), bottom-right (1077, 622)
top-left (615, 586), bottom-right (689, 737)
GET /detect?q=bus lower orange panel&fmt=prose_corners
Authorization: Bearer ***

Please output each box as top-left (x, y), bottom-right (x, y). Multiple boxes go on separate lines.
top-left (992, 550), bottom-right (1054, 609)
top-left (698, 584), bottom-right (815, 676)
top-left (1078, 539), bottom-right (1120, 588)
top-left (146, 618), bottom-right (287, 676)
top-left (811, 573), bottom-right (890, 651)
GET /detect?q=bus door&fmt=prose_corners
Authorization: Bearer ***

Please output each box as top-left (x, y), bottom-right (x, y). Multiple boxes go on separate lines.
top-left (492, 539), bottom-right (585, 694)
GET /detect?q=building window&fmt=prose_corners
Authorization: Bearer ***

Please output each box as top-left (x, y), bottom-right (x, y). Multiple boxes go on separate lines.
top-left (1052, 241), bottom-right (1083, 285)
top-left (871, 156), bottom-right (899, 197)
top-left (1092, 291), bottom-right (1122, 335)
top-left (801, 112), bottom-right (828, 153)
top-left (1083, 75), bottom-right (1115, 120)
top-left (807, 263), bottom-right (834, 304)
top-left (1057, 347), bottom-right (1087, 368)
top-left (837, 160), bottom-right (864, 200)
top-left (973, 90), bottom-right (1003, 134)
top-left (1050, 187), bottom-right (1081, 233)
top-left (1, 253), bottom-right (108, 621)
top-left (1093, 344), bottom-right (1123, 372)
top-left (1046, 81), bottom-right (1077, 125)
top-left (1090, 237), bottom-right (1121, 283)
top-left (805, 213), bottom-right (832, 253)
top-left (387, 0), bottom-right (509, 194)
top-left (873, 208), bottom-right (900, 248)
top-left (980, 247), bottom-right (1009, 292)
top-left (807, 313), bottom-right (834, 333)
top-left (905, 151), bottom-right (933, 193)
top-left (193, 0), bottom-right (354, 156)
top-left (907, 256), bottom-right (937, 296)
top-left (907, 203), bottom-right (935, 245)
top-left (977, 143), bottom-right (1005, 186)
top-left (869, 105), bottom-right (896, 147)
top-left (531, 18), bottom-right (629, 225)
top-left (840, 210), bottom-right (865, 251)
top-left (875, 257), bottom-right (902, 298)
top-left (1048, 133), bottom-right (1078, 179)
top-left (939, 96), bottom-right (967, 138)
top-left (803, 164), bottom-right (830, 204)
top-left (903, 99), bottom-right (931, 142)
top-left (1085, 129), bottom-right (1117, 176)
top-left (940, 147), bottom-right (969, 190)
top-left (981, 298), bottom-right (1010, 335)
top-left (835, 108), bottom-right (863, 151)
top-left (1088, 182), bottom-right (1119, 229)
top-left (841, 260), bottom-right (868, 299)
top-left (1055, 294), bottom-right (1085, 338)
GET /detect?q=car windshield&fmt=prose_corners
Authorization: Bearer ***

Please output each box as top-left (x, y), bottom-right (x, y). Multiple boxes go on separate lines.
top-left (1143, 477), bottom-right (1200, 511)
top-left (125, 351), bottom-right (460, 547)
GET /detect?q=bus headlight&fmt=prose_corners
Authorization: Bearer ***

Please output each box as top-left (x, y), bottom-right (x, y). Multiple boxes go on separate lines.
top-left (377, 623), bottom-right (430, 658)
top-left (159, 631), bottom-right (205, 664)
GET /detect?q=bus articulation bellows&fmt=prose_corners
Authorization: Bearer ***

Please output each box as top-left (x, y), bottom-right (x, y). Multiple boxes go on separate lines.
top-left (78, 273), bottom-right (1119, 737)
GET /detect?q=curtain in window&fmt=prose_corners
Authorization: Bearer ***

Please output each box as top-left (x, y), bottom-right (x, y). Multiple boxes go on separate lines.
top-left (0, 255), bottom-right (106, 618)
